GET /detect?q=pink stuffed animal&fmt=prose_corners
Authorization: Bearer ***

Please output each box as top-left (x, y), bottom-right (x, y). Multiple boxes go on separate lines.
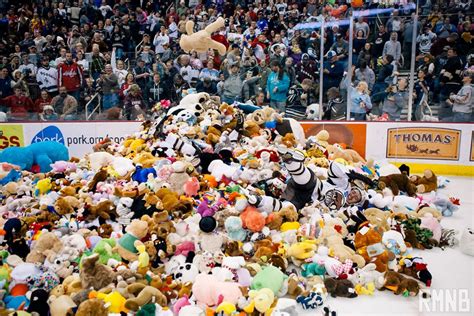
top-left (175, 241), bottom-right (195, 257)
top-left (50, 161), bottom-right (77, 173)
top-left (184, 177), bottom-right (200, 197)
top-left (192, 273), bottom-right (243, 307)
top-left (173, 295), bottom-right (191, 314)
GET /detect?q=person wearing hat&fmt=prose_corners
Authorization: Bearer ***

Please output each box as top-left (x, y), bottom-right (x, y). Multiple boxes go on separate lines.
top-left (417, 26), bottom-right (437, 55)
top-left (133, 58), bottom-right (152, 92)
top-left (39, 104), bottom-right (58, 121)
top-left (296, 53), bottom-right (317, 83)
top-left (322, 50), bottom-right (344, 95)
top-left (329, 33), bottom-right (349, 69)
top-left (446, 72), bottom-right (473, 122)
top-left (123, 84), bottom-right (147, 120)
top-left (18, 53), bottom-right (37, 77)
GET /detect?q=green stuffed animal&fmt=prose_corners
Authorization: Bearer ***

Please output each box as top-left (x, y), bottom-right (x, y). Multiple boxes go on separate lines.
top-left (93, 239), bottom-right (122, 265)
top-left (251, 265), bottom-right (288, 295)
top-left (301, 262), bottom-right (326, 278)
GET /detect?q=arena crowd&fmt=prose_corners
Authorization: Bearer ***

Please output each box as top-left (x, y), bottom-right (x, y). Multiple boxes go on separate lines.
top-left (0, 0), bottom-right (472, 122)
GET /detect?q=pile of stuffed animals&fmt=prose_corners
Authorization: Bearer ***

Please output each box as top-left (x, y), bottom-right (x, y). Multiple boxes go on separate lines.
top-left (0, 91), bottom-right (470, 316)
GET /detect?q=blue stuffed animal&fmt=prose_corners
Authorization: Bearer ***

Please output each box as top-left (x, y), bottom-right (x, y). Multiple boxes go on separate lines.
top-left (301, 262), bottom-right (326, 278)
top-left (0, 169), bottom-right (21, 185)
top-left (132, 165), bottom-right (157, 183)
top-left (296, 291), bottom-right (324, 310)
top-left (0, 141), bottom-right (69, 173)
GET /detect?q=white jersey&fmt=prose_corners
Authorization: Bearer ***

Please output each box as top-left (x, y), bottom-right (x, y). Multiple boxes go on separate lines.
top-left (36, 67), bottom-right (59, 93)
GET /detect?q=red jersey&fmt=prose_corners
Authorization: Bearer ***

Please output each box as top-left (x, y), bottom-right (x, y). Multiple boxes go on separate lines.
top-left (0, 95), bottom-right (35, 117)
top-left (58, 61), bottom-right (83, 92)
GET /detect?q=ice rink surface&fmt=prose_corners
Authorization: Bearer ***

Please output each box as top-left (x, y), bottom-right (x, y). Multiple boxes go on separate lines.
top-left (298, 176), bottom-right (474, 316)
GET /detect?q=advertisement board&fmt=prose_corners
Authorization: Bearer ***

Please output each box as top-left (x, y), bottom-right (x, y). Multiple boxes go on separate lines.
top-left (0, 124), bottom-right (24, 149)
top-left (386, 127), bottom-right (461, 160)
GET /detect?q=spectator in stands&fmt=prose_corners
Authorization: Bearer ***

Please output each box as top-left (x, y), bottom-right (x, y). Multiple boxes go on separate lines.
top-left (123, 84), bottom-right (146, 120)
top-left (382, 78), bottom-right (410, 121)
top-left (199, 60), bottom-right (219, 82)
top-left (371, 54), bottom-right (395, 105)
top-left (196, 77), bottom-right (217, 95)
top-left (383, 32), bottom-right (402, 64)
top-left (439, 47), bottom-right (464, 120)
top-left (286, 78), bottom-right (317, 119)
top-left (323, 51), bottom-right (344, 96)
top-left (58, 52), bottom-right (83, 102)
top-left (0, 87), bottom-right (35, 120)
top-left (133, 58), bottom-right (152, 92)
top-left (37, 56), bottom-right (58, 96)
top-left (446, 73), bottom-right (473, 122)
top-left (99, 64), bottom-right (120, 110)
top-left (145, 73), bottom-right (173, 106)
top-left (349, 81), bottom-right (372, 121)
top-left (35, 89), bottom-right (52, 114)
top-left (0, 67), bottom-right (12, 98)
top-left (266, 59), bottom-right (290, 112)
top-left (296, 53), bottom-right (317, 83)
top-left (221, 62), bottom-right (243, 104)
top-left (39, 105), bottom-right (58, 121)
top-left (355, 60), bottom-right (375, 91)
top-left (51, 86), bottom-right (79, 120)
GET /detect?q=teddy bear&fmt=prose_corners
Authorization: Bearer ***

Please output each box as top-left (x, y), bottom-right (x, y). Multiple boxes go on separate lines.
top-left (326, 144), bottom-right (366, 164)
top-left (75, 298), bottom-right (108, 316)
top-left (324, 278), bottom-right (357, 298)
top-left (54, 196), bottom-right (81, 215)
top-left (354, 226), bottom-right (395, 272)
top-left (50, 275), bottom-right (83, 298)
top-left (381, 271), bottom-right (420, 296)
top-left (142, 211), bottom-right (175, 239)
top-left (322, 234), bottom-right (366, 268)
top-left (363, 207), bottom-right (391, 232)
top-left (155, 188), bottom-right (193, 217)
top-left (26, 232), bottom-right (63, 264)
top-left (179, 17), bottom-right (226, 55)
top-left (124, 283), bottom-right (168, 312)
top-left (348, 263), bottom-right (385, 290)
top-left (410, 169), bottom-right (437, 193)
top-left (80, 253), bottom-right (116, 290)
top-left (82, 200), bottom-right (118, 222)
top-left (265, 206), bottom-right (299, 230)
top-left (378, 173), bottom-right (417, 197)
top-left (116, 219), bottom-right (149, 262)
top-left (48, 294), bottom-right (77, 316)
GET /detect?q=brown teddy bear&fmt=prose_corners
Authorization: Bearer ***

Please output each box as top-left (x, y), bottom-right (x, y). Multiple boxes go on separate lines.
top-left (382, 271), bottom-right (420, 296)
top-left (265, 206), bottom-right (299, 230)
top-left (75, 298), bottom-right (108, 316)
top-left (141, 211), bottom-right (176, 239)
top-left (354, 226), bottom-right (395, 272)
top-left (410, 170), bottom-right (438, 193)
top-left (54, 196), bottom-right (81, 215)
top-left (323, 234), bottom-right (366, 268)
top-left (363, 208), bottom-right (391, 232)
top-left (378, 173), bottom-right (417, 196)
top-left (98, 224), bottom-right (113, 238)
top-left (155, 188), bottom-right (193, 216)
top-left (26, 231), bottom-right (63, 264)
top-left (326, 144), bottom-right (366, 164)
top-left (124, 284), bottom-right (168, 311)
top-left (324, 278), bottom-right (357, 298)
top-left (80, 253), bottom-right (116, 290)
top-left (82, 200), bottom-right (117, 221)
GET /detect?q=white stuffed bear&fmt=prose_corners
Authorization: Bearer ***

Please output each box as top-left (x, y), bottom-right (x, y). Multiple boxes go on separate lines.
top-left (208, 159), bottom-right (240, 182)
top-left (87, 152), bottom-right (115, 171)
top-left (460, 228), bottom-right (474, 256)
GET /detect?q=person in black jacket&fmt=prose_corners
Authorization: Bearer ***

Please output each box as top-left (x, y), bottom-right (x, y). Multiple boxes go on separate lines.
top-left (371, 54), bottom-right (394, 104)
top-left (438, 47), bottom-right (464, 120)
top-left (144, 73), bottom-right (174, 106)
top-left (196, 77), bottom-right (217, 95)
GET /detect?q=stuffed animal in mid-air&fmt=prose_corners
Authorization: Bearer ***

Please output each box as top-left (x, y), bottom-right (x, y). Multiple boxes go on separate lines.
top-left (180, 17), bottom-right (227, 55)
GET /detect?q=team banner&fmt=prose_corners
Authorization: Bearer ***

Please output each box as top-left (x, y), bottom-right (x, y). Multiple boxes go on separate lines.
top-left (386, 127), bottom-right (461, 161)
